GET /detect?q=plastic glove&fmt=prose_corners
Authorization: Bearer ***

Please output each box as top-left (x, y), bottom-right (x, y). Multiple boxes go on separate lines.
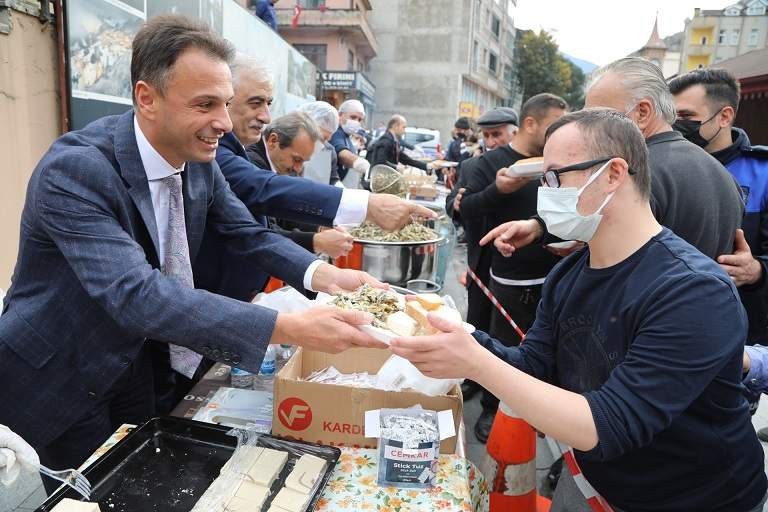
top-left (0, 425), bottom-right (39, 486)
top-left (352, 157), bottom-right (370, 175)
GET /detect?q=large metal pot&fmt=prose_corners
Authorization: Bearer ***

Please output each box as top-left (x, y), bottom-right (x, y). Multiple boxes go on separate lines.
top-left (340, 237), bottom-right (443, 288)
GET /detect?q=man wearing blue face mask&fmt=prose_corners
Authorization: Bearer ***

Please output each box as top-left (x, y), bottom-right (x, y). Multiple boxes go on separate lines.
top-left (389, 108), bottom-right (767, 512)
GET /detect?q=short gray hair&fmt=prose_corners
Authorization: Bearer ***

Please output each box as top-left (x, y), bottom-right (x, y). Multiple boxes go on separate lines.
top-left (263, 112), bottom-right (322, 148)
top-left (590, 57), bottom-right (676, 125)
top-left (545, 108), bottom-right (652, 200)
top-left (230, 53), bottom-right (272, 89)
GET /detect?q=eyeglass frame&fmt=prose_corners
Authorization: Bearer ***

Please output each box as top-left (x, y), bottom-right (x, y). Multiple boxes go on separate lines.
top-left (540, 156), bottom-right (636, 188)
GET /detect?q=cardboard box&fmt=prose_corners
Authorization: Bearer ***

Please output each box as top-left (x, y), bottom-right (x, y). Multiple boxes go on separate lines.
top-left (272, 347), bottom-right (463, 454)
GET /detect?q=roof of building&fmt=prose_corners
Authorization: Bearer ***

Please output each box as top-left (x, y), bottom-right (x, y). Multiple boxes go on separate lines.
top-left (715, 48), bottom-right (768, 78)
top-left (642, 15), bottom-right (667, 50)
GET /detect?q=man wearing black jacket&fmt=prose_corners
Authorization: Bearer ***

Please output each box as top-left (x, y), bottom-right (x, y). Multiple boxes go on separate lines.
top-left (455, 95), bottom-right (567, 442)
top-left (670, 68), bottom-right (768, 346)
top-left (368, 115), bottom-right (429, 171)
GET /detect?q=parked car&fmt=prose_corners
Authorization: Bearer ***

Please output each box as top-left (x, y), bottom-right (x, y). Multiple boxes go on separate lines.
top-left (403, 127), bottom-right (442, 160)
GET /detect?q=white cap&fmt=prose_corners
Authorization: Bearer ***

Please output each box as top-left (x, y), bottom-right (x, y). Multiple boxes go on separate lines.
top-left (297, 101), bottom-right (340, 134)
top-left (339, 99), bottom-right (365, 115)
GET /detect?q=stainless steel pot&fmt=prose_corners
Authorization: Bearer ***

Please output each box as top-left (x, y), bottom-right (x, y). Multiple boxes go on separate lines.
top-left (352, 237), bottom-right (443, 288)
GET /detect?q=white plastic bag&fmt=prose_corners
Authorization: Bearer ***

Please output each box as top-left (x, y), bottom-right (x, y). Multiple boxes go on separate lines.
top-left (376, 354), bottom-right (462, 397)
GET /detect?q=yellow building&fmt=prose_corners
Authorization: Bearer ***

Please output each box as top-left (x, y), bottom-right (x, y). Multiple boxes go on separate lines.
top-left (680, 0), bottom-right (768, 73)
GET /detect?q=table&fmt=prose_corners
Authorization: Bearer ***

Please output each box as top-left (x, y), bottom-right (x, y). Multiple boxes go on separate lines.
top-left (82, 426), bottom-right (489, 512)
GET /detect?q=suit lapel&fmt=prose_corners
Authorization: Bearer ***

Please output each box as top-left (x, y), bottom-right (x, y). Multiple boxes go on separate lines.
top-left (182, 162), bottom-right (208, 260)
top-left (113, 111), bottom-right (161, 261)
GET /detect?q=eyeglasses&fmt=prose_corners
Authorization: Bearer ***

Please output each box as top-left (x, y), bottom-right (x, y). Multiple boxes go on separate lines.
top-left (540, 157), bottom-right (635, 188)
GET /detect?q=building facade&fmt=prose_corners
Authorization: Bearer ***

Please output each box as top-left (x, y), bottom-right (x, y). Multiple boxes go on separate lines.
top-left (367, 0), bottom-right (518, 148)
top-left (680, 0), bottom-right (768, 73)
top-left (275, 0), bottom-right (378, 118)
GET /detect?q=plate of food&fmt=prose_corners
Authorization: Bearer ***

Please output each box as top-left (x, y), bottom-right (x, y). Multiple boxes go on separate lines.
top-left (324, 284), bottom-right (474, 344)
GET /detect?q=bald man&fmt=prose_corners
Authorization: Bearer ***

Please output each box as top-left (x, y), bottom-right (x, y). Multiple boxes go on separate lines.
top-left (368, 114), bottom-right (428, 170)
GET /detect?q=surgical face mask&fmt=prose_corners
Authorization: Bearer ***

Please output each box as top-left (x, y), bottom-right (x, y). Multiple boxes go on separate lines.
top-left (342, 119), bottom-right (362, 135)
top-left (537, 161), bottom-right (614, 242)
top-left (672, 109), bottom-right (722, 148)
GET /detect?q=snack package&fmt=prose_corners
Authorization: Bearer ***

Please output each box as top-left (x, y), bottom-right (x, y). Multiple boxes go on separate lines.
top-left (364, 407), bottom-right (456, 489)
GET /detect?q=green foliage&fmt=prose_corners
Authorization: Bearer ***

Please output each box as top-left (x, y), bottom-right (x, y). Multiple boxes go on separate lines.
top-left (515, 30), bottom-right (586, 109)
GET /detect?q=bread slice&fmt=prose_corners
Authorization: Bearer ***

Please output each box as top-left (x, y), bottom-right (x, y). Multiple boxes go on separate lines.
top-left (405, 301), bottom-right (437, 334)
top-left (414, 293), bottom-right (443, 311)
top-left (432, 305), bottom-right (463, 326)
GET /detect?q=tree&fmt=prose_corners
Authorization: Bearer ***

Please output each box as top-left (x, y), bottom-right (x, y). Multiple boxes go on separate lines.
top-left (514, 30), bottom-right (586, 109)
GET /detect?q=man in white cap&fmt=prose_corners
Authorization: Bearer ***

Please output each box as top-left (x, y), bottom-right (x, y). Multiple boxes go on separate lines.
top-left (331, 99), bottom-right (370, 188)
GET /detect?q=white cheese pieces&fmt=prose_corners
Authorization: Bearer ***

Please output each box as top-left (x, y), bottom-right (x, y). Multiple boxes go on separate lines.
top-left (51, 499), bottom-right (101, 512)
top-left (268, 487), bottom-right (310, 512)
top-left (414, 293), bottom-right (443, 311)
top-left (385, 311), bottom-right (418, 337)
top-left (246, 448), bottom-right (288, 487)
top-left (226, 481), bottom-right (270, 511)
top-left (284, 454), bottom-right (326, 494)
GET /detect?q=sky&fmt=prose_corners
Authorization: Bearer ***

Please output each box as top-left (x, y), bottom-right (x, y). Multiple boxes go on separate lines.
top-left (512, 0), bottom-right (733, 66)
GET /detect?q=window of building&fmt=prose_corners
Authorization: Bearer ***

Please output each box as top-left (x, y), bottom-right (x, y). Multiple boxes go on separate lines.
top-left (298, 0), bottom-right (323, 7)
top-left (725, 6), bottom-right (742, 16)
top-left (473, 40), bottom-right (479, 72)
top-left (701, 35), bottom-right (708, 45)
top-left (747, 4), bottom-right (766, 15)
top-left (347, 50), bottom-right (354, 70)
top-left (294, 44), bottom-right (327, 70)
top-left (731, 29), bottom-right (740, 45)
top-left (491, 15), bottom-right (501, 38)
top-left (489, 52), bottom-right (498, 74)
top-left (749, 28), bottom-right (759, 46)
top-left (718, 29), bottom-right (727, 44)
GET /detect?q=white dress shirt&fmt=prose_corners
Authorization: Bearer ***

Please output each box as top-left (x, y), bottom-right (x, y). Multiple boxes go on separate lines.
top-left (262, 140), bottom-right (370, 226)
top-left (133, 119), bottom-right (327, 291)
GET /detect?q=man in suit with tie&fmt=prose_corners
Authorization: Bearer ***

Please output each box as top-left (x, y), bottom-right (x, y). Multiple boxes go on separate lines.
top-left (0, 15), bottom-right (388, 477)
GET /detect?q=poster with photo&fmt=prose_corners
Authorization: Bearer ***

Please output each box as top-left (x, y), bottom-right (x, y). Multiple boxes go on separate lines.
top-left (68, 0), bottom-right (144, 105)
top-left (147, 0), bottom-right (223, 34)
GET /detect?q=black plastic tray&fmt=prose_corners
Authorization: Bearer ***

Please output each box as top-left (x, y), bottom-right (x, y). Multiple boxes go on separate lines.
top-left (36, 417), bottom-right (341, 512)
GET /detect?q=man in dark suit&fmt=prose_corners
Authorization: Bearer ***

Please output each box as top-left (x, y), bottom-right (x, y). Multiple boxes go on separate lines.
top-left (368, 115), bottom-right (429, 171)
top-left (0, 16), bottom-right (387, 476)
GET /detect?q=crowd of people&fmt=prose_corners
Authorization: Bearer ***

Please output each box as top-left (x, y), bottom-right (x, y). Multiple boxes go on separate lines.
top-left (1, 12), bottom-right (768, 512)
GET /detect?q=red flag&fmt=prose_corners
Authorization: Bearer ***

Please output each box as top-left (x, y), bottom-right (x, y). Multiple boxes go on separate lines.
top-left (291, 4), bottom-right (302, 28)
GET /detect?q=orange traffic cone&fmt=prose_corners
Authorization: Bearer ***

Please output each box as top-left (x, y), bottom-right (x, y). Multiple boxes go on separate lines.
top-left (482, 402), bottom-right (551, 511)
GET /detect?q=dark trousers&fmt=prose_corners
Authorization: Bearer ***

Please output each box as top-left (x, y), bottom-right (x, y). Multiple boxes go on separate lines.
top-left (481, 279), bottom-right (543, 411)
top-left (149, 341), bottom-right (214, 416)
top-left (37, 345), bottom-right (156, 494)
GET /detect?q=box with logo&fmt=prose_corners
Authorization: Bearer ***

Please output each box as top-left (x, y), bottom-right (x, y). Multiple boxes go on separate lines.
top-left (271, 347), bottom-right (463, 454)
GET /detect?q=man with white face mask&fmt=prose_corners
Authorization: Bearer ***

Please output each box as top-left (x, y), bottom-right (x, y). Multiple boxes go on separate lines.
top-left (389, 108), bottom-right (767, 512)
top-left (330, 99), bottom-right (370, 188)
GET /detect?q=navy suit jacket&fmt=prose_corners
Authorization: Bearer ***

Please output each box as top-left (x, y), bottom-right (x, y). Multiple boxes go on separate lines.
top-left (0, 112), bottom-right (317, 447)
top-left (195, 132), bottom-right (344, 300)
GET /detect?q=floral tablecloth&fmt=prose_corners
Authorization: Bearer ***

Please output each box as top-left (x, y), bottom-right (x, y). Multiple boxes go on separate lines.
top-left (84, 426), bottom-right (489, 512)
top-left (315, 447), bottom-right (488, 512)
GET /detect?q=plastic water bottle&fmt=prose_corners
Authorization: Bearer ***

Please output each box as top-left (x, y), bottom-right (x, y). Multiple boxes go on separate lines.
top-left (279, 344), bottom-right (292, 361)
top-left (259, 345), bottom-right (277, 376)
top-left (230, 367), bottom-right (254, 389)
